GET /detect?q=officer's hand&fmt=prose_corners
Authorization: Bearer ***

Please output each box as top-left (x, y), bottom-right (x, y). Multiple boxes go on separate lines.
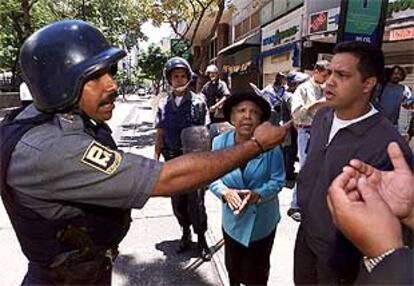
top-left (222, 188), bottom-right (243, 211)
top-left (209, 105), bottom-right (217, 113)
top-left (327, 174), bottom-right (403, 258)
top-left (253, 120), bottom-right (292, 151)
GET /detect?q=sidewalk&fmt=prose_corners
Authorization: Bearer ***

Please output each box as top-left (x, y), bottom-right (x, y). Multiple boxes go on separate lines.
top-left (118, 96), bottom-right (299, 285)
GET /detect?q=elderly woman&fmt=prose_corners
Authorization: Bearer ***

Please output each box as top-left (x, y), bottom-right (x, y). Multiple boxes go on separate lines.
top-left (209, 92), bottom-right (286, 285)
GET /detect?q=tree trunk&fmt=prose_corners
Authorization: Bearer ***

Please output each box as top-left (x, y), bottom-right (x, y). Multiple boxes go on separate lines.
top-left (22, 0), bottom-right (32, 38)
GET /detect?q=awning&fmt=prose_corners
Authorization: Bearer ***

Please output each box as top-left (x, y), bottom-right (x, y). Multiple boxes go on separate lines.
top-left (218, 31), bottom-right (261, 56)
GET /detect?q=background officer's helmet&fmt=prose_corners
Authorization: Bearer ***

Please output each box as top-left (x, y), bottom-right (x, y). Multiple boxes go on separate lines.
top-left (205, 64), bottom-right (219, 75)
top-left (20, 20), bottom-right (126, 113)
top-left (163, 57), bottom-right (192, 86)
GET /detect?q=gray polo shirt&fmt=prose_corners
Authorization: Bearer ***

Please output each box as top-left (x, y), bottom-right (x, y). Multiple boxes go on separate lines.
top-left (201, 79), bottom-right (230, 109)
top-left (7, 105), bottom-right (163, 220)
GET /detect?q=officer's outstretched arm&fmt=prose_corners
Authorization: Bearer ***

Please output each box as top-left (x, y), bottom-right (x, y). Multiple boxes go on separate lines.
top-left (152, 121), bottom-right (292, 196)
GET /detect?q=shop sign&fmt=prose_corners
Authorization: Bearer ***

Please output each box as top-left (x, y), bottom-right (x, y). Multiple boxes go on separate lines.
top-left (261, 7), bottom-right (303, 52)
top-left (387, 0), bottom-right (414, 20)
top-left (309, 7), bottom-right (340, 34)
top-left (223, 61), bottom-right (252, 74)
top-left (390, 26), bottom-right (414, 40)
top-left (337, 0), bottom-right (388, 47)
top-left (262, 26), bottom-right (299, 46)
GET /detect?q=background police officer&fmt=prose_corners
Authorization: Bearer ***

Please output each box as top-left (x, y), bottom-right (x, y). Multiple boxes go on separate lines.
top-left (201, 64), bottom-right (231, 123)
top-left (154, 57), bottom-right (212, 260)
top-left (0, 20), bottom-right (290, 285)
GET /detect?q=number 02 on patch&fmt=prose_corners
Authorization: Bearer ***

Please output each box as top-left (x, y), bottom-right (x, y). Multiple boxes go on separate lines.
top-left (81, 141), bottom-right (122, 174)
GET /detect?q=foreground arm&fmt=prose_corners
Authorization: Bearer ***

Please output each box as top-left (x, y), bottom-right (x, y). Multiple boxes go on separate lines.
top-left (152, 122), bottom-right (291, 196)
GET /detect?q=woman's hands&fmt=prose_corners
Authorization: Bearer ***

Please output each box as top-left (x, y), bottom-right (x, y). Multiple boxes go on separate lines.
top-left (222, 188), bottom-right (261, 215)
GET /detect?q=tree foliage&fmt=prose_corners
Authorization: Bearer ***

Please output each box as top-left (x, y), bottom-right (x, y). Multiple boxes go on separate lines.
top-left (0, 0), bottom-right (148, 84)
top-left (137, 43), bottom-right (169, 84)
top-left (148, 0), bottom-right (226, 73)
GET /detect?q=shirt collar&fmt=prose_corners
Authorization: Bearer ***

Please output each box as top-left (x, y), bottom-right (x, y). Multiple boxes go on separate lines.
top-left (323, 107), bottom-right (384, 136)
top-left (168, 90), bottom-right (192, 104)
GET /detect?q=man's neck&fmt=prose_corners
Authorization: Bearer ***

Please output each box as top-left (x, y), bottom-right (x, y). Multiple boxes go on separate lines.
top-left (235, 133), bottom-right (251, 144)
top-left (173, 90), bottom-right (186, 97)
top-left (311, 76), bottom-right (321, 86)
top-left (335, 104), bottom-right (371, 120)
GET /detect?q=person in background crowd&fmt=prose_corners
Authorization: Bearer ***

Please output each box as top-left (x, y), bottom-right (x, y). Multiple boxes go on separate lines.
top-left (154, 57), bottom-right (212, 260)
top-left (261, 72), bottom-right (289, 126)
top-left (327, 142), bottom-right (413, 285)
top-left (374, 65), bottom-right (413, 128)
top-left (398, 85), bottom-right (414, 144)
top-left (19, 82), bottom-right (33, 107)
top-left (293, 41), bottom-right (413, 285)
top-left (189, 72), bottom-right (199, 93)
top-left (261, 72), bottom-right (297, 183)
top-left (209, 92), bottom-right (285, 286)
top-left (201, 64), bottom-right (231, 123)
top-left (288, 60), bottom-right (330, 222)
top-left (283, 72), bottom-right (310, 183)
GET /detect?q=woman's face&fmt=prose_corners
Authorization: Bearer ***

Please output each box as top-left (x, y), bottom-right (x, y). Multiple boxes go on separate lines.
top-left (230, 100), bottom-right (262, 138)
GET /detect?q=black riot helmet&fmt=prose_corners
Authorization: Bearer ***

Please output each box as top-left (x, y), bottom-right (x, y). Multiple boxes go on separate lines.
top-left (163, 57), bottom-right (192, 85)
top-left (20, 20), bottom-right (126, 113)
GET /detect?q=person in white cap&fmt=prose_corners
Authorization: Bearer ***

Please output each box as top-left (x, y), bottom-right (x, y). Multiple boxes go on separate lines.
top-left (201, 64), bottom-right (231, 123)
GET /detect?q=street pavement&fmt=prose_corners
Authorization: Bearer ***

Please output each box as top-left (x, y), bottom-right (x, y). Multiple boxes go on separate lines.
top-left (0, 94), bottom-right (299, 285)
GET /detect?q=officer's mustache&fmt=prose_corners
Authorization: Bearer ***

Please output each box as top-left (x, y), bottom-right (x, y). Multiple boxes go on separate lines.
top-left (99, 92), bottom-right (118, 106)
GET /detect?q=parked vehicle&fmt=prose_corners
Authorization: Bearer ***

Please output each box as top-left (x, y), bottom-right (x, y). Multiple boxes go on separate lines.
top-left (137, 87), bottom-right (146, 96)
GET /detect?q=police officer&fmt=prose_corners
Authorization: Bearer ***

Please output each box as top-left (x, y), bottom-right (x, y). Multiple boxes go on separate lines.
top-left (201, 64), bottom-right (231, 123)
top-left (154, 57), bottom-right (212, 260)
top-left (0, 20), bottom-right (290, 285)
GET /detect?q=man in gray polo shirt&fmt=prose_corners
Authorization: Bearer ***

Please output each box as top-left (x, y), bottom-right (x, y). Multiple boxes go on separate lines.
top-left (288, 60), bottom-right (330, 221)
top-left (0, 20), bottom-right (290, 285)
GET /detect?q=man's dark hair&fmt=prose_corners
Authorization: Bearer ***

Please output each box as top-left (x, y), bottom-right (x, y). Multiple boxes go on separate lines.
top-left (314, 60), bottom-right (330, 72)
top-left (333, 41), bottom-right (384, 83)
top-left (391, 65), bottom-right (406, 81)
top-left (274, 72), bottom-right (286, 86)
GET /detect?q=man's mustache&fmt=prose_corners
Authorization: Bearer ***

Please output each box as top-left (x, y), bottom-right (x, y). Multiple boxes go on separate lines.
top-left (99, 92), bottom-right (118, 106)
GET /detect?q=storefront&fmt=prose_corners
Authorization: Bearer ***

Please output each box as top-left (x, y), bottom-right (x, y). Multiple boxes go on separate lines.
top-left (259, 7), bottom-right (303, 87)
top-left (219, 32), bottom-right (261, 94)
top-left (382, 2), bottom-right (414, 88)
top-left (302, 0), bottom-right (340, 70)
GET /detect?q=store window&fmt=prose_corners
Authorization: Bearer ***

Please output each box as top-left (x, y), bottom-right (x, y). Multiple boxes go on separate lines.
top-left (251, 11), bottom-right (260, 29)
top-left (235, 22), bottom-right (242, 40)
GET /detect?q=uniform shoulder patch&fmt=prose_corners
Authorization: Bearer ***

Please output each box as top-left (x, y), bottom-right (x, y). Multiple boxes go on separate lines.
top-left (81, 141), bottom-right (122, 175)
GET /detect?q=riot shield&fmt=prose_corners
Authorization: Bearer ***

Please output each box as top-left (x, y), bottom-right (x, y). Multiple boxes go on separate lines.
top-left (208, 122), bottom-right (234, 140)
